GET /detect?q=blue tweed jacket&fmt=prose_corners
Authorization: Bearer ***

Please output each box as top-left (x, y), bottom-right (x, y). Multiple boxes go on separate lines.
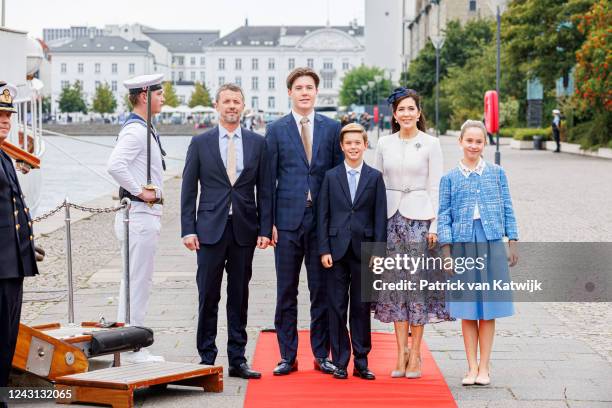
top-left (437, 161), bottom-right (518, 244)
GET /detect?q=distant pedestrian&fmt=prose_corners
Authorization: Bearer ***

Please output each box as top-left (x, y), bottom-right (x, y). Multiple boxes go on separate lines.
top-left (552, 109), bottom-right (561, 153)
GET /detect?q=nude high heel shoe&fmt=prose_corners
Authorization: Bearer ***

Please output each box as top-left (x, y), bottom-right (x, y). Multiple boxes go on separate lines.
top-left (405, 357), bottom-right (422, 379)
top-left (475, 364), bottom-right (491, 386)
top-left (390, 347), bottom-right (410, 377)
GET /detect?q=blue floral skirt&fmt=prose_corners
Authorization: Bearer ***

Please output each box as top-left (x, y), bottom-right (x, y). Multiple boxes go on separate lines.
top-left (373, 212), bottom-right (454, 325)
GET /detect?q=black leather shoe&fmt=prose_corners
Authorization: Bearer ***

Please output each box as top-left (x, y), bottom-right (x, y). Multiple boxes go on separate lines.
top-left (353, 367), bottom-right (376, 380)
top-left (228, 363), bottom-right (261, 379)
top-left (333, 368), bottom-right (348, 379)
top-left (273, 359), bottom-right (298, 376)
top-left (313, 358), bottom-right (336, 374)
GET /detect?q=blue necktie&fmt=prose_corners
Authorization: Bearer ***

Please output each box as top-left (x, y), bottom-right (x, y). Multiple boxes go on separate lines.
top-left (348, 169), bottom-right (358, 203)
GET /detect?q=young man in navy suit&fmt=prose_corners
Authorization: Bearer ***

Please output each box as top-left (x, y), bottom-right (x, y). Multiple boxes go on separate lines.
top-left (181, 84), bottom-right (272, 379)
top-left (318, 123), bottom-right (387, 380)
top-left (266, 68), bottom-right (343, 376)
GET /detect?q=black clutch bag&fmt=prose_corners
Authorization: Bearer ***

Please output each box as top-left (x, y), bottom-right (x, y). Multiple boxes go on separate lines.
top-left (89, 326), bottom-right (154, 355)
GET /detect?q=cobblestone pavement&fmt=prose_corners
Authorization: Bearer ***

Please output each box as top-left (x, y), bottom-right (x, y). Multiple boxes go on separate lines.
top-left (16, 135), bottom-right (612, 407)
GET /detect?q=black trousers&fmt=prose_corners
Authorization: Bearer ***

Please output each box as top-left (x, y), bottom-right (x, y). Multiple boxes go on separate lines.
top-left (0, 278), bottom-right (23, 388)
top-left (328, 246), bottom-right (371, 370)
top-left (196, 219), bottom-right (255, 367)
top-left (274, 207), bottom-right (330, 362)
top-left (553, 128), bottom-right (561, 151)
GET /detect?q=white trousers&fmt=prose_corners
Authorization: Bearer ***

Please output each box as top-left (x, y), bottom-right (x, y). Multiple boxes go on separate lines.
top-left (114, 211), bottom-right (161, 326)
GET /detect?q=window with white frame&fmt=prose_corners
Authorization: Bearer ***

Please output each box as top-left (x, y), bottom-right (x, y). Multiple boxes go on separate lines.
top-left (342, 60), bottom-right (349, 70)
top-left (61, 80), bottom-right (69, 89)
top-left (307, 58), bottom-right (314, 68)
top-left (111, 81), bottom-right (117, 91)
top-left (190, 56), bottom-right (196, 65)
top-left (288, 58), bottom-right (295, 70)
top-left (268, 58), bottom-right (275, 70)
top-left (469, 0), bottom-right (477, 11)
top-left (95, 80), bottom-right (101, 89)
top-left (61, 63), bottom-right (67, 73)
top-left (95, 63), bottom-right (101, 73)
top-left (323, 78), bottom-right (333, 89)
top-left (252, 58), bottom-right (259, 70)
top-left (268, 96), bottom-right (275, 109)
top-left (129, 63), bottom-right (135, 74)
top-left (78, 63), bottom-right (84, 73)
top-left (268, 77), bottom-right (275, 90)
top-left (219, 76), bottom-right (225, 86)
top-left (112, 63), bottom-right (118, 74)
top-left (252, 76), bottom-right (259, 90)
top-left (218, 58), bottom-right (225, 70)
top-left (235, 76), bottom-right (242, 87)
top-left (200, 56), bottom-right (205, 66)
top-left (191, 71), bottom-right (196, 80)
top-left (200, 71), bottom-right (205, 82)
top-left (323, 61), bottom-right (333, 70)
top-left (235, 58), bottom-right (242, 70)
top-left (251, 96), bottom-right (259, 109)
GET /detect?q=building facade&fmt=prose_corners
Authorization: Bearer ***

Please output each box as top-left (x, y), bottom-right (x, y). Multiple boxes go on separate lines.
top-left (204, 21), bottom-right (365, 111)
top-left (48, 36), bottom-right (154, 114)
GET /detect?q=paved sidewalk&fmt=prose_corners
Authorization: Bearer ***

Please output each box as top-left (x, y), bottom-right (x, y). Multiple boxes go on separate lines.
top-left (18, 135), bottom-right (612, 407)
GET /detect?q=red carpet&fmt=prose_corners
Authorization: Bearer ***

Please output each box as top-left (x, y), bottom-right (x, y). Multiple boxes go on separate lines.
top-left (245, 330), bottom-right (457, 408)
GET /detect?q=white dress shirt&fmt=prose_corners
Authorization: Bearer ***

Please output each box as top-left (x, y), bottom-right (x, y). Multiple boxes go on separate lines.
top-left (107, 122), bottom-right (164, 215)
top-left (344, 160), bottom-right (364, 195)
top-left (374, 131), bottom-right (443, 233)
top-left (291, 109), bottom-right (316, 145)
top-left (458, 158), bottom-right (486, 219)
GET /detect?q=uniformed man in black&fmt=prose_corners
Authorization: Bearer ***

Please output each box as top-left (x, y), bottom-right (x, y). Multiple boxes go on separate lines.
top-left (0, 82), bottom-right (39, 390)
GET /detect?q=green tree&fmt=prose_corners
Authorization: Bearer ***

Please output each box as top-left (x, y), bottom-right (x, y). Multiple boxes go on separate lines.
top-left (41, 96), bottom-right (51, 115)
top-left (338, 66), bottom-right (392, 106)
top-left (58, 81), bottom-right (87, 114)
top-left (403, 20), bottom-right (494, 97)
top-left (92, 82), bottom-right (117, 114)
top-left (188, 82), bottom-right (212, 107)
top-left (503, 0), bottom-right (595, 90)
top-left (163, 81), bottom-right (180, 107)
top-left (123, 93), bottom-right (134, 112)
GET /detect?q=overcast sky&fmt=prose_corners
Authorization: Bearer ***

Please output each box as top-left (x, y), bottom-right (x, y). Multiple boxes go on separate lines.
top-left (6, 0), bottom-right (365, 38)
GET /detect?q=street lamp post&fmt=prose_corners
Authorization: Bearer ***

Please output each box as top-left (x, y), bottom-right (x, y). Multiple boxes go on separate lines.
top-left (367, 80), bottom-right (375, 110)
top-left (361, 84), bottom-right (368, 108)
top-left (430, 0), bottom-right (444, 137)
top-left (495, 4), bottom-right (502, 165)
top-left (356, 89), bottom-right (362, 106)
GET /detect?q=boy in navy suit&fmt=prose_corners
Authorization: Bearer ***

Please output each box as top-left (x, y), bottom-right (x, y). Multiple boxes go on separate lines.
top-left (317, 123), bottom-right (387, 380)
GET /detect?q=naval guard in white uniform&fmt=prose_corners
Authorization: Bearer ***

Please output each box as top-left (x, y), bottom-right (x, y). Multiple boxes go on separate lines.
top-left (107, 74), bottom-right (166, 362)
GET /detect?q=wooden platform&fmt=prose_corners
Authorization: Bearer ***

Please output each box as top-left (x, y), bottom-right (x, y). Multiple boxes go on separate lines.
top-left (55, 361), bottom-right (223, 408)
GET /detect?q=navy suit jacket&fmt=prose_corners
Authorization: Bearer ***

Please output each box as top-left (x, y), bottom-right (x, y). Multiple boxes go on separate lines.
top-left (317, 162), bottom-right (387, 261)
top-left (180, 127), bottom-right (272, 246)
top-left (0, 150), bottom-right (38, 279)
top-left (265, 113), bottom-right (343, 231)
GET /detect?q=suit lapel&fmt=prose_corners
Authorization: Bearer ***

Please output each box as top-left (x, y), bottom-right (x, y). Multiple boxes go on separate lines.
top-left (283, 114), bottom-right (308, 166)
top-left (311, 114), bottom-right (323, 168)
top-left (352, 163), bottom-right (371, 205)
top-left (206, 129), bottom-right (231, 186)
top-left (336, 164), bottom-right (352, 206)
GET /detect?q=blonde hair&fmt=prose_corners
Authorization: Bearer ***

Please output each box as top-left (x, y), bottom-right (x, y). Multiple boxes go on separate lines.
top-left (459, 119), bottom-right (488, 144)
top-left (340, 123), bottom-right (368, 143)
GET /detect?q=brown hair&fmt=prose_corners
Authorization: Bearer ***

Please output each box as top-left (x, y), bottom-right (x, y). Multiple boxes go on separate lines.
top-left (391, 89), bottom-right (427, 133)
top-left (459, 119), bottom-right (488, 144)
top-left (340, 123), bottom-right (368, 143)
top-left (286, 67), bottom-right (320, 89)
top-left (128, 93), bottom-right (141, 107)
top-left (215, 83), bottom-right (245, 102)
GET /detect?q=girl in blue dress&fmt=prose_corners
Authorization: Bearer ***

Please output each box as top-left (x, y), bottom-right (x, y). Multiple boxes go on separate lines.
top-left (437, 120), bottom-right (519, 387)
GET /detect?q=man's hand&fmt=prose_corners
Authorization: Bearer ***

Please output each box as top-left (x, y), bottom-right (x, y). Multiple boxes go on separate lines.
top-left (508, 240), bottom-right (519, 267)
top-left (270, 225), bottom-right (278, 247)
top-left (138, 188), bottom-right (157, 202)
top-left (321, 254), bottom-right (333, 268)
top-left (257, 236), bottom-right (270, 249)
top-left (183, 236), bottom-right (200, 251)
top-left (16, 161), bottom-right (32, 174)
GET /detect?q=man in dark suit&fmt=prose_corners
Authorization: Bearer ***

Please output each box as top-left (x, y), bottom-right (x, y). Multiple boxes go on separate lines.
top-left (318, 123), bottom-right (387, 380)
top-left (266, 68), bottom-right (343, 375)
top-left (0, 83), bottom-right (39, 392)
top-left (181, 83), bottom-right (272, 379)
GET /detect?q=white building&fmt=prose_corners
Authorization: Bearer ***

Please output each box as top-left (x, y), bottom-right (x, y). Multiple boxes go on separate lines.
top-left (204, 21), bottom-right (365, 111)
top-left (49, 35), bottom-right (155, 114)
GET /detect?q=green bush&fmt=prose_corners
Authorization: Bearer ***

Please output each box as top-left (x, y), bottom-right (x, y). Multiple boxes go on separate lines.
top-left (509, 128), bottom-right (550, 141)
